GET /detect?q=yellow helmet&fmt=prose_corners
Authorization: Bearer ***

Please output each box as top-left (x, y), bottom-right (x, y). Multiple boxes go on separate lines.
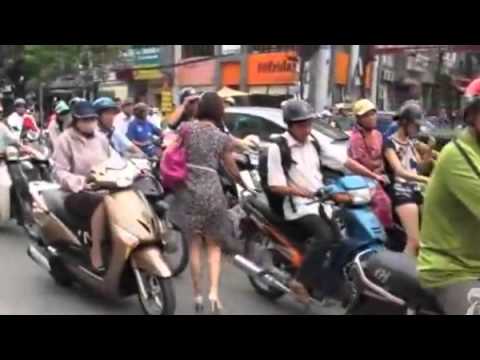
top-left (353, 99), bottom-right (376, 117)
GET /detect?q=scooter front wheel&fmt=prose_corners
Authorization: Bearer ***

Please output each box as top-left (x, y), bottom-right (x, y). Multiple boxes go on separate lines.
top-left (136, 271), bottom-right (176, 315)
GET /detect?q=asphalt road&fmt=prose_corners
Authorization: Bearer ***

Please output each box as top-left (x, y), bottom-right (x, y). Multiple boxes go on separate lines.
top-left (0, 222), bottom-right (343, 315)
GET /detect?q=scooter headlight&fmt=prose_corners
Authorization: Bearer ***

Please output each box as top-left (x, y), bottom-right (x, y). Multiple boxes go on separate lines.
top-left (348, 188), bottom-right (372, 205)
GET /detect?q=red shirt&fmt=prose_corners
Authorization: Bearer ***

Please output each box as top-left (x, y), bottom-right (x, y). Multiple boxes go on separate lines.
top-left (23, 114), bottom-right (39, 132)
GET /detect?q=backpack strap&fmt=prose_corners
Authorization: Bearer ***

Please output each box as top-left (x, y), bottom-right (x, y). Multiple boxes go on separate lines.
top-left (454, 139), bottom-right (480, 180)
top-left (275, 136), bottom-right (297, 213)
top-left (310, 135), bottom-right (322, 169)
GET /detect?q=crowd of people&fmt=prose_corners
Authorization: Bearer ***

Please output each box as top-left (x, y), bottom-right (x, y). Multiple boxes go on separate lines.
top-left (0, 83), bottom-right (479, 315)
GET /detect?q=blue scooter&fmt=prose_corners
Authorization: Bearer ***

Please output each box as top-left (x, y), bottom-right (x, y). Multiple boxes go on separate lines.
top-left (234, 174), bottom-right (442, 315)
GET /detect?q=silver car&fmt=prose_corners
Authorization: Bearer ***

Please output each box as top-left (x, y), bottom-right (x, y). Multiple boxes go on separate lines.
top-left (224, 106), bottom-right (350, 157)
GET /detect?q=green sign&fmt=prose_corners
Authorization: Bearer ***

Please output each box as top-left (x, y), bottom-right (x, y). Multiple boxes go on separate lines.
top-left (123, 46), bottom-right (167, 68)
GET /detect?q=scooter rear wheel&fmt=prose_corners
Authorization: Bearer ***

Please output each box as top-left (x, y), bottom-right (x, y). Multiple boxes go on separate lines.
top-left (137, 271), bottom-right (176, 315)
top-left (244, 236), bottom-right (287, 301)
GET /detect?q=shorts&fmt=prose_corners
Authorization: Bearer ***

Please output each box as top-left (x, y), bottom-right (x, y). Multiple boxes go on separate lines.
top-left (387, 183), bottom-right (423, 208)
top-left (65, 191), bottom-right (105, 220)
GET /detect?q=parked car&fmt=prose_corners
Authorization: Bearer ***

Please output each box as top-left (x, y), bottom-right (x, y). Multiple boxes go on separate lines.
top-left (224, 107), bottom-right (350, 156)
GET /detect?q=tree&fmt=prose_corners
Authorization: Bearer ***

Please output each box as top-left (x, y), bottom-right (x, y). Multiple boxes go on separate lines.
top-left (0, 45), bottom-right (128, 96)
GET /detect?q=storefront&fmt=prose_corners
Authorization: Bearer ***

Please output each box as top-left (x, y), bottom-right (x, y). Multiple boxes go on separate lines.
top-left (115, 46), bottom-right (174, 114)
top-left (175, 57), bottom-right (217, 98)
top-left (246, 51), bottom-right (299, 107)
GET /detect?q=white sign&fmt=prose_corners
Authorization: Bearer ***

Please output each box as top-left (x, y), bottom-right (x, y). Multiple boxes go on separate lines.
top-left (222, 45), bottom-right (241, 55)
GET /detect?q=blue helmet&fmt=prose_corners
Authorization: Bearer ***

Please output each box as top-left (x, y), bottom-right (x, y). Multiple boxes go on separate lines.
top-left (93, 97), bottom-right (118, 114)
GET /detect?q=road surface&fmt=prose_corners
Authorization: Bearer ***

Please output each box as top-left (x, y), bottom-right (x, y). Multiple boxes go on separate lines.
top-left (0, 222), bottom-right (343, 315)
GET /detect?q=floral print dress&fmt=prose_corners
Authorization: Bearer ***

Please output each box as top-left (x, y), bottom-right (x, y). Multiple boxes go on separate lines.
top-left (168, 121), bottom-right (235, 250)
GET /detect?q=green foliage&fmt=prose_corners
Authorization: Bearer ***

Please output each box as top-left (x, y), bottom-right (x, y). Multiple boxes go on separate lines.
top-left (22, 45), bottom-right (127, 82)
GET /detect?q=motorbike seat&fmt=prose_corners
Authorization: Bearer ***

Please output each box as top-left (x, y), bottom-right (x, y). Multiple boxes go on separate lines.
top-left (41, 190), bottom-right (87, 230)
top-left (245, 196), bottom-right (310, 245)
top-left (364, 250), bottom-right (442, 313)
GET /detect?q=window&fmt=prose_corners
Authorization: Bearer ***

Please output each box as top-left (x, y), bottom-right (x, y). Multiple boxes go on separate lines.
top-left (382, 55), bottom-right (394, 67)
top-left (224, 114), bottom-right (284, 140)
top-left (182, 45), bottom-right (215, 59)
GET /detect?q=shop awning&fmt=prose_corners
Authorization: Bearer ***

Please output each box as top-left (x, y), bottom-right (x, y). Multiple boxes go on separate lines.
top-left (217, 86), bottom-right (249, 98)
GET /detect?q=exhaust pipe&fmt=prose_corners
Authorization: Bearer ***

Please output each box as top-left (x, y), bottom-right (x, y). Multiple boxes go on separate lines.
top-left (233, 255), bottom-right (291, 293)
top-left (27, 244), bottom-right (51, 272)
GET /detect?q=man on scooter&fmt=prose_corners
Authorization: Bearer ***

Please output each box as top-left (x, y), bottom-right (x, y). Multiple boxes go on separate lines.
top-left (0, 120), bottom-right (34, 222)
top-left (7, 98), bottom-right (27, 140)
top-left (418, 88), bottom-right (480, 315)
top-left (267, 99), bottom-right (387, 303)
top-left (93, 97), bottom-right (142, 157)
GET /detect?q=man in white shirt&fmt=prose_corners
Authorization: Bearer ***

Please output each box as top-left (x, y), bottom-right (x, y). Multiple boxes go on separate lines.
top-left (113, 98), bottom-right (134, 136)
top-left (267, 99), bottom-right (385, 303)
top-left (7, 98), bottom-right (27, 140)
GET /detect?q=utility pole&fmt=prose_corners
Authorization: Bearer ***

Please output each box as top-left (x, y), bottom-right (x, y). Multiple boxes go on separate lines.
top-left (370, 55), bottom-right (379, 104)
top-left (348, 45), bottom-right (360, 99)
top-left (309, 45), bottom-right (331, 112)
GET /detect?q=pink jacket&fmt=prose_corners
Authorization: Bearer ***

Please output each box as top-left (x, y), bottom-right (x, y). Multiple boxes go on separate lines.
top-left (52, 128), bottom-right (111, 193)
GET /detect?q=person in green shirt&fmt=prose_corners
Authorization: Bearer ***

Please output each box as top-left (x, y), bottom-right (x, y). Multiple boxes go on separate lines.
top-left (418, 96), bottom-right (480, 315)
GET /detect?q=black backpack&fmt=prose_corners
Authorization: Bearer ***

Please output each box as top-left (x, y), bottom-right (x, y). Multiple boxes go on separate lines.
top-left (258, 135), bottom-right (322, 218)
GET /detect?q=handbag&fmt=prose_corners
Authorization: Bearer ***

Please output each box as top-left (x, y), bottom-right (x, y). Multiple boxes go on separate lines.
top-left (160, 125), bottom-right (191, 190)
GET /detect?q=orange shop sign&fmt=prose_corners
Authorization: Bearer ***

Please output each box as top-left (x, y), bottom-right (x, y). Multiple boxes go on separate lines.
top-left (175, 57), bottom-right (216, 86)
top-left (248, 52), bottom-right (299, 86)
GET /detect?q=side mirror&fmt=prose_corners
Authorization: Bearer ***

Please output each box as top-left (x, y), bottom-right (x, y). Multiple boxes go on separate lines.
top-left (268, 134), bottom-right (281, 142)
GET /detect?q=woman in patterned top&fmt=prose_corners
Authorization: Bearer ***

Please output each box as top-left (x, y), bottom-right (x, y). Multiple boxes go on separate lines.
top-left (169, 92), bottom-right (247, 314)
top-left (383, 102), bottom-right (430, 257)
top-left (348, 99), bottom-right (393, 229)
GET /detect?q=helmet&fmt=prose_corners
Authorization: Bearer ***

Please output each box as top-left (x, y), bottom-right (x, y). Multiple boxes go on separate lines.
top-left (69, 97), bottom-right (84, 108)
top-left (395, 101), bottom-right (424, 123)
top-left (133, 102), bottom-right (149, 117)
top-left (55, 100), bottom-right (70, 115)
top-left (92, 97), bottom-right (118, 114)
top-left (72, 101), bottom-right (97, 120)
top-left (353, 99), bottom-right (376, 117)
top-left (282, 99), bottom-right (317, 124)
top-left (14, 98), bottom-right (26, 107)
top-left (463, 79), bottom-right (480, 124)
top-left (179, 87), bottom-right (198, 105)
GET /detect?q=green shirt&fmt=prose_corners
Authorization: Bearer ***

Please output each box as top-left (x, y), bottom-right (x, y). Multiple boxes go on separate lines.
top-left (418, 129), bottom-right (480, 288)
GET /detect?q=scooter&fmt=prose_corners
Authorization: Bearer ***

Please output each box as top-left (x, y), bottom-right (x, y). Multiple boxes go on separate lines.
top-left (233, 175), bottom-right (443, 315)
top-left (129, 156), bottom-right (189, 277)
top-left (27, 156), bottom-right (176, 315)
top-left (2, 134), bottom-right (51, 240)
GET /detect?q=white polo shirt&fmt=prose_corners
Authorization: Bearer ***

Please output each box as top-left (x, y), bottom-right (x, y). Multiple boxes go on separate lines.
top-left (7, 112), bottom-right (24, 140)
top-left (113, 112), bottom-right (133, 136)
top-left (267, 132), bottom-right (348, 221)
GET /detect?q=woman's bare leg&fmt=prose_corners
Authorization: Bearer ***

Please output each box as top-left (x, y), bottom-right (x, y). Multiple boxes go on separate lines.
top-left (190, 235), bottom-right (204, 300)
top-left (396, 203), bottom-right (421, 257)
top-left (205, 237), bottom-right (222, 310)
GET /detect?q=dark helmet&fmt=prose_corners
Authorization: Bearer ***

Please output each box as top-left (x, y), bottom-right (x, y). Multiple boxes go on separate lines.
top-left (179, 87), bottom-right (198, 105)
top-left (394, 101), bottom-right (424, 124)
top-left (72, 101), bottom-right (98, 120)
top-left (93, 97), bottom-right (118, 115)
top-left (282, 99), bottom-right (317, 124)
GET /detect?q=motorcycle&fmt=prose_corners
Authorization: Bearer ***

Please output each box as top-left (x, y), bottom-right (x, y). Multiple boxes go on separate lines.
top-left (129, 155), bottom-right (189, 277)
top-left (2, 132), bottom-right (52, 240)
top-left (27, 156), bottom-right (176, 315)
top-left (233, 175), bottom-right (443, 315)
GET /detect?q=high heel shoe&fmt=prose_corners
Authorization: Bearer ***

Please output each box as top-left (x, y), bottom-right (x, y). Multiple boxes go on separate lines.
top-left (194, 296), bottom-right (204, 314)
top-left (208, 296), bottom-right (224, 315)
